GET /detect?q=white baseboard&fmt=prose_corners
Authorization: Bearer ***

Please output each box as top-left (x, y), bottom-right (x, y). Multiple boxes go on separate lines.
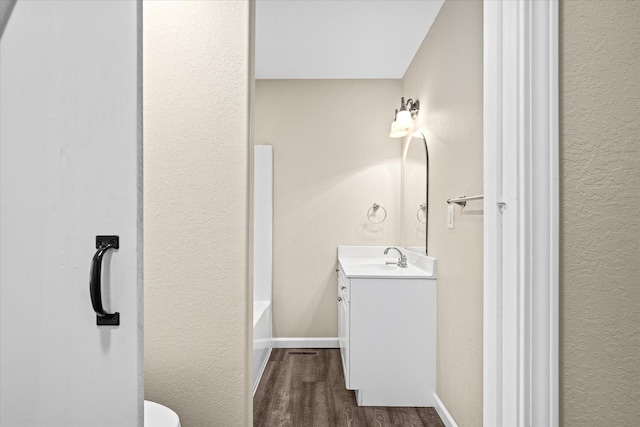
top-left (252, 347), bottom-right (272, 396)
top-left (272, 337), bottom-right (339, 348)
top-left (434, 393), bottom-right (458, 427)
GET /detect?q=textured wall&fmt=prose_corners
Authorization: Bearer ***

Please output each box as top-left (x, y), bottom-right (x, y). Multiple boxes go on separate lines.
top-left (560, 1), bottom-right (640, 425)
top-left (254, 80), bottom-right (402, 338)
top-left (401, 1), bottom-right (483, 426)
top-left (143, 2), bottom-right (251, 426)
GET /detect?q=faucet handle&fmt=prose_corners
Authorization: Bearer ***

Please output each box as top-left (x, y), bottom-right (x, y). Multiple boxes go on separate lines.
top-left (398, 254), bottom-right (408, 268)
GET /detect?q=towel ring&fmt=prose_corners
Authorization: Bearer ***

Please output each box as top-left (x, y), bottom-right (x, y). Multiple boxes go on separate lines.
top-left (417, 203), bottom-right (426, 224)
top-left (367, 203), bottom-right (386, 224)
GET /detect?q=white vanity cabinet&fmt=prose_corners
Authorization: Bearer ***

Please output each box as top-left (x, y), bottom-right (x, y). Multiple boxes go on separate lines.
top-left (337, 267), bottom-right (350, 386)
top-left (337, 248), bottom-right (436, 407)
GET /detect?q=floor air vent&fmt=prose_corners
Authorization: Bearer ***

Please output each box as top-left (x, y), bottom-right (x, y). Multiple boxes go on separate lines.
top-left (286, 351), bottom-right (318, 355)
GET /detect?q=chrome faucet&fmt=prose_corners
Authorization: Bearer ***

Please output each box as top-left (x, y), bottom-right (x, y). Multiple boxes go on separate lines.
top-left (384, 247), bottom-right (408, 268)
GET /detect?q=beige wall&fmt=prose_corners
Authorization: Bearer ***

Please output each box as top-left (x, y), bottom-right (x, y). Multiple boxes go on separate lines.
top-left (401, 1), bottom-right (483, 426)
top-left (143, 1), bottom-right (251, 426)
top-left (254, 80), bottom-right (402, 338)
top-left (560, 1), bottom-right (640, 425)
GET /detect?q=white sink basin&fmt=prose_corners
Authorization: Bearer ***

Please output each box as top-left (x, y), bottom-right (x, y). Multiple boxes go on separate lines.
top-left (364, 263), bottom-right (398, 271)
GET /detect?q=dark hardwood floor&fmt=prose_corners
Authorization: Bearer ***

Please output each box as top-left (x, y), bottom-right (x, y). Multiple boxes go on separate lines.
top-left (253, 348), bottom-right (445, 427)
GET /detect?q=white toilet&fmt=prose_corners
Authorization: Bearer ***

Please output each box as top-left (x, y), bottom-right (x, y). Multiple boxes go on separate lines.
top-left (144, 400), bottom-right (181, 427)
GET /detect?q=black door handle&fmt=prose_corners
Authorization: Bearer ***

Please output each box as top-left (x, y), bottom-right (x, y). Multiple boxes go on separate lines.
top-left (90, 235), bottom-right (120, 325)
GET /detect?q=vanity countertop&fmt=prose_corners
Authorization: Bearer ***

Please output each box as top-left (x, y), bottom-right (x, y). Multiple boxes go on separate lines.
top-left (337, 246), bottom-right (436, 279)
top-left (338, 257), bottom-right (433, 279)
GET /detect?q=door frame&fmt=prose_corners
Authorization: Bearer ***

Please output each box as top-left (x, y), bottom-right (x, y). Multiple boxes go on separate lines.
top-left (483, 1), bottom-right (559, 426)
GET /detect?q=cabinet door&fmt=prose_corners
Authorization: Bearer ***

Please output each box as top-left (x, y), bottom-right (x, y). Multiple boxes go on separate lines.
top-left (337, 267), bottom-right (351, 388)
top-left (338, 295), bottom-right (350, 389)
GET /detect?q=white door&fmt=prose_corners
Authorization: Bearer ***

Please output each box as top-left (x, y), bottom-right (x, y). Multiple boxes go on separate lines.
top-left (0, 1), bottom-right (142, 426)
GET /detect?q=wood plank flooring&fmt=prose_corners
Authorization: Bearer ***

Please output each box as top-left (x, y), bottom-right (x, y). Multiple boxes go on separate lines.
top-left (253, 348), bottom-right (445, 427)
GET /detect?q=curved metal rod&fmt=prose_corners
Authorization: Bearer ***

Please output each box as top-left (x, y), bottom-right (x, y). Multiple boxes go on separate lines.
top-left (417, 203), bottom-right (427, 224)
top-left (367, 203), bottom-right (387, 224)
top-left (90, 244), bottom-right (117, 317)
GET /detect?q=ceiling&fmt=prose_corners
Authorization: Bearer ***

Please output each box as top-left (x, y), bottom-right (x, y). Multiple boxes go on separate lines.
top-left (255, 0), bottom-right (445, 80)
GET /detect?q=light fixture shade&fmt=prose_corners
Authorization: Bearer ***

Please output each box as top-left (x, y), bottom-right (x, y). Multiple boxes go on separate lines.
top-left (389, 120), bottom-right (409, 138)
top-left (396, 110), bottom-right (413, 129)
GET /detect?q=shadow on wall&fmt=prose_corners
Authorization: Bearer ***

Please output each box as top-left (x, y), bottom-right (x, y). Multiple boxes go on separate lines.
top-left (0, 0), bottom-right (17, 40)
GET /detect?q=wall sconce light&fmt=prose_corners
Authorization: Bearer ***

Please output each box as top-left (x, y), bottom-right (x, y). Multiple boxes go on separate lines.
top-left (389, 97), bottom-right (420, 138)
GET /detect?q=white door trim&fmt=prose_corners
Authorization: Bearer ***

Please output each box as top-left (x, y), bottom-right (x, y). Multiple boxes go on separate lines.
top-left (483, 1), bottom-right (559, 426)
